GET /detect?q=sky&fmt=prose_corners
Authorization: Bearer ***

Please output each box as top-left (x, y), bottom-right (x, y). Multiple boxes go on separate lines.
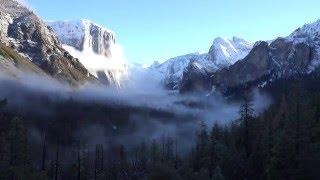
top-left (25, 0), bottom-right (320, 64)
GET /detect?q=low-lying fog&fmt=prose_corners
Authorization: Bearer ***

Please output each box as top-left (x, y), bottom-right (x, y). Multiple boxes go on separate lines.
top-left (0, 70), bottom-right (271, 152)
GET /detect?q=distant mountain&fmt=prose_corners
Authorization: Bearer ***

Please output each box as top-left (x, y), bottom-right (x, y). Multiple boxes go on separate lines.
top-left (212, 20), bottom-right (320, 93)
top-left (48, 19), bottom-right (128, 87)
top-left (150, 53), bottom-right (214, 89)
top-left (156, 19), bottom-right (320, 94)
top-left (2, 0), bottom-right (320, 95)
top-left (151, 37), bottom-right (252, 90)
top-left (208, 36), bottom-right (253, 67)
top-left (0, 0), bottom-right (95, 85)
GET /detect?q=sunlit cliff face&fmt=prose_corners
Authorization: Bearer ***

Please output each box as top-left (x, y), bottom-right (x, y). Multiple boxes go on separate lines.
top-left (48, 19), bottom-right (128, 87)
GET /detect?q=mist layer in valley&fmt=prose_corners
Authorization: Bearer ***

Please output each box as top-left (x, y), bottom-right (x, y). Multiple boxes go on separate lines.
top-left (0, 70), bottom-right (271, 154)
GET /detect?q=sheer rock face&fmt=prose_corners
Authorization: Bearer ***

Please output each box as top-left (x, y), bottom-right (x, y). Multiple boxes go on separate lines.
top-left (47, 20), bottom-right (116, 58)
top-left (89, 23), bottom-right (115, 57)
top-left (269, 38), bottom-right (313, 75)
top-left (0, 0), bottom-right (95, 85)
top-left (48, 20), bottom-right (127, 87)
top-left (212, 41), bottom-right (273, 89)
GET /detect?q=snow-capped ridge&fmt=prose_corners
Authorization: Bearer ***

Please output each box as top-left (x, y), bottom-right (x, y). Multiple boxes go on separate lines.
top-left (47, 19), bottom-right (115, 34)
top-left (47, 19), bottom-right (116, 54)
top-left (289, 19), bottom-right (320, 39)
top-left (151, 36), bottom-right (252, 89)
top-left (209, 36), bottom-right (253, 66)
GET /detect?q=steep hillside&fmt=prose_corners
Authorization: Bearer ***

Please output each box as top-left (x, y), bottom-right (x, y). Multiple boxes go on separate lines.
top-left (0, 42), bottom-right (47, 76)
top-left (0, 0), bottom-right (96, 85)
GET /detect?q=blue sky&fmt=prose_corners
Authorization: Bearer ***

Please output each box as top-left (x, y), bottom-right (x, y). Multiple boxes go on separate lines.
top-left (27, 0), bottom-right (320, 64)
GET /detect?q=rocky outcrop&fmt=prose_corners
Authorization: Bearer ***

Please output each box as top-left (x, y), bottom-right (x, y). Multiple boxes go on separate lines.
top-left (269, 38), bottom-right (313, 76)
top-left (0, 41), bottom-right (47, 76)
top-left (179, 60), bottom-right (212, 93)
top-left (212, 41), bottom-right (273, 89)
top-left (0, 0), bottom-right (95, 85)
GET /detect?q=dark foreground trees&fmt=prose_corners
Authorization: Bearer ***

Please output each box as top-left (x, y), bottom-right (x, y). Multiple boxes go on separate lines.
top-left (1, 74), bottom-right (320, 179)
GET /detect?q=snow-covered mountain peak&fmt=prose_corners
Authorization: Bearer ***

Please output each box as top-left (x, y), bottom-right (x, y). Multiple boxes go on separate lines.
top-left (47, 19), bottom-right (115, 56)
top-left (48, 19), bottom-right (127, 87)
top-left (212, 36), bottom-right (251, 48)
top-left (150, 36), bottom-right (252, 90)
top-left (212, 37), bottom-right (228, 45)
top-left (232, 36), bottom-right (253, 47)
top-left (149, 52), bottom-right (218, 89)
top-left (209, 36), bottom-right (253, 66)
top-left (80, 19), bottom-right (115, 35)
top-left (154, 53), bottom-right (214, 74)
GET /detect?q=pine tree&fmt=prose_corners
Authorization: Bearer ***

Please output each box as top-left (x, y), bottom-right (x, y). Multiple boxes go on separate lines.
top-left (208, 122), bottom-right (224, 176)
top-left (7, 117), bottom-right (31, 179)
top-left (194, 121), bottom-right (209, 171)
top-left (41, 130), bottom-right (47, 172)
top-left (94, 144), bottom-right (104, 180)
top-left (54, 141), bottom-right (60, 180)
top-left (150, 140), bottom-right (160, 165)
top-left (138, 141), bottom-right (148, 170)
top-left (0, 99), bottom-right (8, 174)
top-left (118, 144), bottom-right (128, 177)
top-left (239, 94), bottom-right (254, 158)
